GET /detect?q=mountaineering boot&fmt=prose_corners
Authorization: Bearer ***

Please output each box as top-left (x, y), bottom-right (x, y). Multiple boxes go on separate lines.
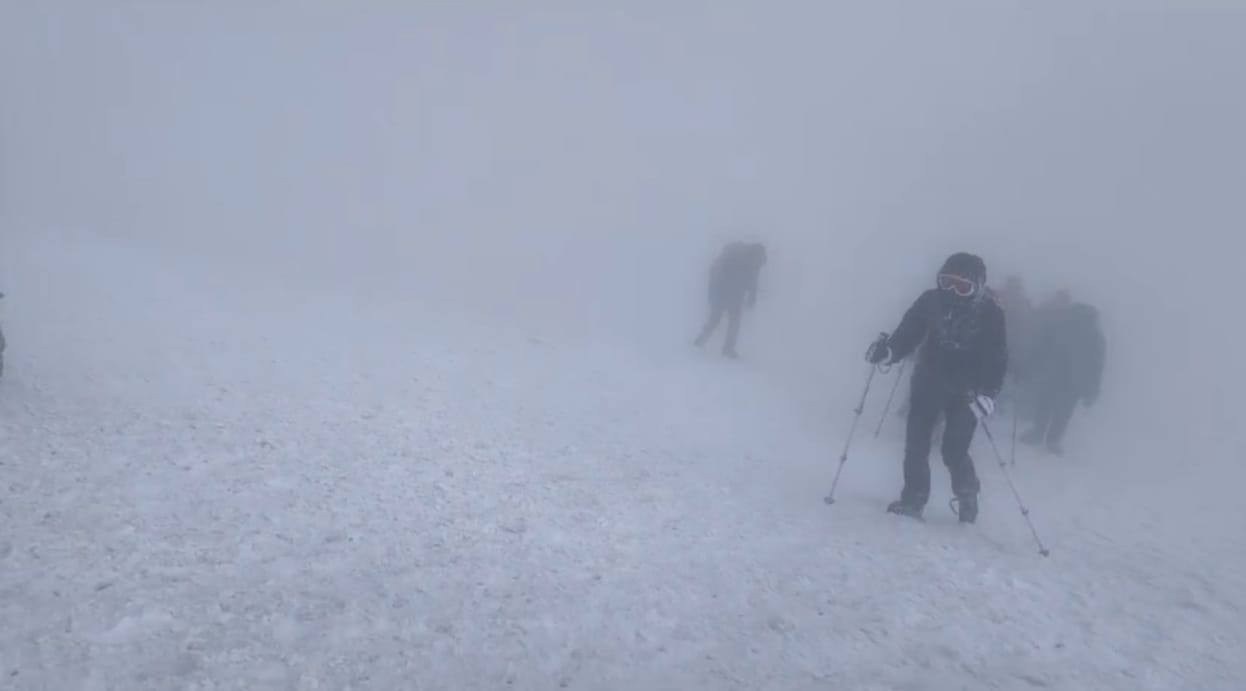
top-left (887, 499), bottom-right (924, 520)
top-left (951, 494), bottom-right (978, 524)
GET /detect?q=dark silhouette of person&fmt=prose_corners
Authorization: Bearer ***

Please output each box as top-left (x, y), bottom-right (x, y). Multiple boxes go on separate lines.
top-left (1021, 302), bottom-right (1105, 455)
top-left (694, 242), bottom-right (766, 358)
top-left (991, 275), bottom-right (1035, 418)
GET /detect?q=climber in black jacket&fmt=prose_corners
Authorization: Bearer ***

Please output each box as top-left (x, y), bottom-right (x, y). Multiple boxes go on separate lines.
top-left (865, 252), bottom-right (1008, 523)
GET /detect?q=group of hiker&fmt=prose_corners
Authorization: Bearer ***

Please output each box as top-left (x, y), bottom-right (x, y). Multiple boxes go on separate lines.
top-left (692, 243), bottom-right (1105, 523)
top-left (993, 279), bottom-right (1106, 457)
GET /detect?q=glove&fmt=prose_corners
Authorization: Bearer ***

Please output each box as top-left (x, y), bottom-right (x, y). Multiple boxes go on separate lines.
top-left (970, 394), bottom-right (995, 421)
top-left (865, 334), bottom-right (891, 365)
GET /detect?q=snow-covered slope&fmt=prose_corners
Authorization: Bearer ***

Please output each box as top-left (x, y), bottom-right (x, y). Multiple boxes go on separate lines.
top-left (1, 237), bottom-right (1242, 691)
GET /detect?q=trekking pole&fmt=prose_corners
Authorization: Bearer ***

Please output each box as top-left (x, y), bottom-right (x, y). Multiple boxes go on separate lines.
top-left (979, 419), bottom-right (1050, 557)
top-left (873, 359), bottom-right (906, 438)
top-left (1010, 406), bottom-right (1018, 467)
top-left (824, 362), bottom-right (880, 505)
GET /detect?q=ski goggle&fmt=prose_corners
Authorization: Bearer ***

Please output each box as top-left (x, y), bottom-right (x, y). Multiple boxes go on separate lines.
top-left (938, 273), bottom-right (977, 297)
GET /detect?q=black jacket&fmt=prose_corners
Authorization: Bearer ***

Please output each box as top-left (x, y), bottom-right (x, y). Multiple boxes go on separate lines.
top-left (708, 242), bottom-right (765, 305)
top-left (886, 289), bottom-right (1008, 398)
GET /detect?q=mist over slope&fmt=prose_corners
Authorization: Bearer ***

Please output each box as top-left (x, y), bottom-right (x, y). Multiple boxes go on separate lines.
top-left (2, 234), bottom-right (1242, 690)
top-left (4, 1), bottom-right (1242, 427)
top-left (1, 2), bottom-right (1244, 689)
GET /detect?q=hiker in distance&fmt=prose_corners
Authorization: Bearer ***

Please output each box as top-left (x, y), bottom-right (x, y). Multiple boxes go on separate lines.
top-left (693, 242), bottom-right (767, 359)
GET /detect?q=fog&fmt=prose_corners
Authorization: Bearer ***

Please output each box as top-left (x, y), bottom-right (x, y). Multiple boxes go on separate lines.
top-left (7, 2), bottom-right (1241, 466)
top-left (3, 3), bottom-right (1243, 480)
top-left (2, 1), bottom-right (1245, 686)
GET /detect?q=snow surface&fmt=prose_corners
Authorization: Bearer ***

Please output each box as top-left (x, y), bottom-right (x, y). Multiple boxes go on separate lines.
top-left (1, 237), bottom-right (1242, 691)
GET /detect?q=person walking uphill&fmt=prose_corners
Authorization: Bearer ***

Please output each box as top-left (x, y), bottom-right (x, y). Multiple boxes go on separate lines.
top-left (864, 252), bottom-right (1008, 522)
top-left (1020, 302), bottom-right (1105, 455)
top-left (693, 242), bottom-right (766, 359)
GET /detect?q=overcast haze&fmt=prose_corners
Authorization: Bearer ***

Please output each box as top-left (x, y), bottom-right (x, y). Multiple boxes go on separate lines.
top-left (1, 2), bottom-right (1244, 689)
top-left (5, 2), bottom-right (1243, 373)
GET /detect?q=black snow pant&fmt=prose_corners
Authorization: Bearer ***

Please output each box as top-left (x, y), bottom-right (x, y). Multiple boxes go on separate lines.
top-left (900, 372), bottom-right (981, 508)
top-left (1028, 388), bottom-right (1078, 448)
top-left (694, 295), bottom-right (743, 354)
